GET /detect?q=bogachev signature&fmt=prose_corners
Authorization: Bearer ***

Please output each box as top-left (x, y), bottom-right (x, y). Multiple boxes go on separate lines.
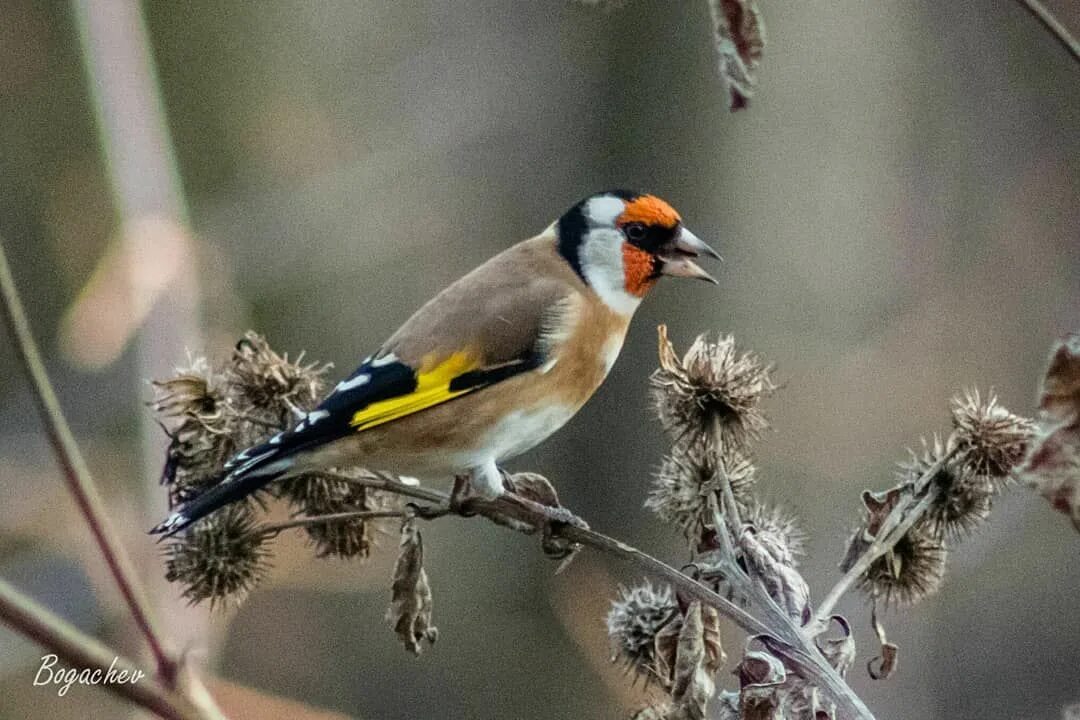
top-left (33, 654), bottom-right (145, 697)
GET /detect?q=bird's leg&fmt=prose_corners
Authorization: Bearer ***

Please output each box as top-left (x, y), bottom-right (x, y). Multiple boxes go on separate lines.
top-left (493, 466), bottom-right (588, 530)
top-left (449, 474), bottom-right (479, 517)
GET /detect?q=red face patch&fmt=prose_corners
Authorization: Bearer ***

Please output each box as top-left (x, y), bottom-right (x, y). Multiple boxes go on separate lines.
top-left (617, 195), bottom-right (681, 229)
top-left (622, 243), bottom-right (658, 297)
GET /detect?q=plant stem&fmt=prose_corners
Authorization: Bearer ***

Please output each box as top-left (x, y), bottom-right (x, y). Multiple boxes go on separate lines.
top-left (1014, 0), bottom-right (1080, 63)
top-left (0, 578), bottom-right (203, 720)
top-left (810, 447), bottom-right (956, 630)
top-left (258, 509), bottom-right (412, 536)
top-left (0, 237), bottom-right (177, 684)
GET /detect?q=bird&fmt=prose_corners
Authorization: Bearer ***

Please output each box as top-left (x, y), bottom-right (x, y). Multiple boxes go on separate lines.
top-left (151, 190), bottom-right (719, 536)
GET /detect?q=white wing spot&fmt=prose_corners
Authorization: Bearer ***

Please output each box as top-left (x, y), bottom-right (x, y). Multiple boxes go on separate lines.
top-left (335, 373), bottom-right (371, 393)
top-left (370, 353), bottom-right (398, 367)
top-left (269, 432), bottom-right (284, 445)
top-left (307, 409), bottom-right (330, 424)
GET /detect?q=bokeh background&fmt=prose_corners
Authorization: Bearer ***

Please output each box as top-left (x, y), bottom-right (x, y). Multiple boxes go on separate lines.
top-left (0, 1), bottom-right (1077, 719)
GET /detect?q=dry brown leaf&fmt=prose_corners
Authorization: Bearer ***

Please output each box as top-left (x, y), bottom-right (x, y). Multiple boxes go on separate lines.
top-left (386, 519), bottom-right (438, 655)
top-left (669, 601), bottom-right (716, 720)
top-left (1020, 333), bottom-right (1080, 532)
top-left (707, 0), bottom-right (766, 110)
top-left (814, 616), bottom-right (856, 679)
top-left (736, 649), bottom-right (786, 720)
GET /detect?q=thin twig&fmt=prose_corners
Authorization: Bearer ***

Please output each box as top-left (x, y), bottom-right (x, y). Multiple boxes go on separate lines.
top-left (0, 237), bottom-right (177, 684)
top-left (810, 446), bottom-right (957, 630)
top-left (258, 509), bottom-right (413, 536)
top-left (1014, 0), bottom-right (1080, 64)
top-left (0, 578), bottom-right (202, 720)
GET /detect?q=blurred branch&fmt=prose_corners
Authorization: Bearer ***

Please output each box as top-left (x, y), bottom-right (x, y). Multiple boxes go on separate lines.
top-left (0, 578), bottom-right (204, 720)
top-left (1014, 0), bottom-right (1080, 63)
top-left (0, 235), bottom-right (178, 684)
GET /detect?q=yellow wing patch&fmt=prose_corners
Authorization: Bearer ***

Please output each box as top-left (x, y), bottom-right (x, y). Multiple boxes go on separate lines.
top-left (349, 351), bottom-right (480, 432)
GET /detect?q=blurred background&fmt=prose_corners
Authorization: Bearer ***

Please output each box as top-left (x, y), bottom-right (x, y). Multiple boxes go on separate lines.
top-left (0, 1), bottom-right (1077, 718)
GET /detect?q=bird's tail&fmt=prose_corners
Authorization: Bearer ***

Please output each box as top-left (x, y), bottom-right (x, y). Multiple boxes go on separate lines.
top-left (150, 441), bottom-right (290, 537)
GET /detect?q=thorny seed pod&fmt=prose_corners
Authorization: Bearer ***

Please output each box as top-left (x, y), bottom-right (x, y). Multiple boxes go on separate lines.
top-left (281, 470), bottom-right (396, 559)
top-left (744, 501), bottom-right (805, 567)
top-left (652, 325), bottom-right (775, 453)
top-left (606, 582), bottom-right (681, 683)
top-left (227, 331), bottom-right (330, 424)
top-left (647, 445), bottom-right (756, 535)
top-left (950, 389), bottom-right (1034, 481)
top-left (857, 525), bottom-right (947, 606)
top-left (164, 504), bottom-right (271, 606)
top-left (152, 356), bottom-right (241, 504)
top-left (386, 519), bottom-right (438, 655)
top-left (900, 435), bottom-right (993, 539)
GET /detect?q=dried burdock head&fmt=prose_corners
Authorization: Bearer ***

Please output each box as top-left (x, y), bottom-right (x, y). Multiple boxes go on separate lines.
top-left (386, 519), bottom-right (438, 655)
top-left (951, 389), bottom-right (1034, 481)
top-left (164, 504), bottom-right (271, 606)
top-left (281, 470), bottom-right (396, 559)
top-left (647, 444), bottom-right (756, 535)
top-left (901, 435), bottom-right (993, 539)
top-left (1020, 333), bottom-right (1080, 533)
top-left (652, 325), bottom-right (775, 453)
top-left (707, 0), bottom-right (765, 111)
top-left (857, 526), bottom-right (947, 606)
top-left (736, 648), bottom-right (786, 720)
top-left (744, 501), bottom-right (805, 568)
top-left (227, 331), bottom-right (330, 422)
top-left (739, 526), bottom-right (811, 624)
top-left (606, 581), bottom-right (680, 683)
top-left (152, 356), bottom-right (240, 503)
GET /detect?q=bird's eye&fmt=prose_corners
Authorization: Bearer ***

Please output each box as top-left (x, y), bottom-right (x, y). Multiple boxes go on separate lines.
top-left (624, 222), bottom-right (647, 242)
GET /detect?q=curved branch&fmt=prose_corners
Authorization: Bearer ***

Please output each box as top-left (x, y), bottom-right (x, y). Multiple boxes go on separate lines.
top-left (0, 578), bottom-right (202, 720)
top-left (0, 237), bottom-right (176, 683)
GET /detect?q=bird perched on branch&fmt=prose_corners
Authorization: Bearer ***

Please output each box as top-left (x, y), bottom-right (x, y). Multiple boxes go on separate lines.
top-left (151, 190), bottom-right (719, 536)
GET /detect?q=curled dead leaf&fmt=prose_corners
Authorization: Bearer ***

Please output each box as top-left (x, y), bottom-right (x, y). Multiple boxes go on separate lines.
top-left (814, 616), bottom-right (856, 679)
top-left (736, 648), bottom-right (786, 720)
top-left (867, 601), bottom-right (898, 680)
top-left (1020, 333), bottom-right (1080, 532)
top-left (669, 602), bottom-right (716, 720)
top-left (707, 0), bottom-right (766, 110)
top-left (386, 519), bottom-right (438, 655)
top-left (740, 527), bottom-right (812, 624)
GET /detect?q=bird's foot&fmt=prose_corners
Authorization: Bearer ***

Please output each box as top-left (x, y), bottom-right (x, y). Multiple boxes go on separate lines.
top-left (449, 474), bottom-right (480, 517)
top-left (498, 492), bottom-right (588, 531)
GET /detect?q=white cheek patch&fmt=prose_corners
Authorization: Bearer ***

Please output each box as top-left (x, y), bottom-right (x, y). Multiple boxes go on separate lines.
top-left (584, 195), bottom-right (626, 226)
top-left (580, 229), bottom-right (641, 316)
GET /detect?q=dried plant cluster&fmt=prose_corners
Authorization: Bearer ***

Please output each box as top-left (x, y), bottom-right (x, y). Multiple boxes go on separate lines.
top-left (605, 325), bottom-right (1040, 719)
top-left (150, 327), bottom-right (1078, 720)
top-left (152, 333), bottom-right (405, 609)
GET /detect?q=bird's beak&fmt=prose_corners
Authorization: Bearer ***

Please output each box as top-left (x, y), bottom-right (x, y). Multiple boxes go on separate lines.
top-left (658, 227), bottom-right (721, 284)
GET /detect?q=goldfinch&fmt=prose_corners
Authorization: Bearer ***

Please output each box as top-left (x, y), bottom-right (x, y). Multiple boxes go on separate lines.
top-left (151, 190), bottom-right (719, 535)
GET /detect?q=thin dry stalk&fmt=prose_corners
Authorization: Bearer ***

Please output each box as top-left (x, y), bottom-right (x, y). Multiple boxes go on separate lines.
top-left (0, 236), bottom-right (178, 684)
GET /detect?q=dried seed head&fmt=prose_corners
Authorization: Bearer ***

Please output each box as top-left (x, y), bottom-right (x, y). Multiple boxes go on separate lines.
top-left (386, 519), bottom-right (437, 655)
top-left (164, 504), bottom-right (271, 606)
top-left (901, 435), bottom-right (993, 539)
top-left (951, 389), bottom-right (1034, 481)
top-left (744, 501), bottom-right (805, 567)
top-left (858, 526), bottom-right (947, 606)
top-left (630, 705), bottom-right (673, 720)
top-left (152, 357), bottom-right (240, 504)
top-left (228, 332), bottom-right (330, 423)
top-left (281, 470), bottom-right (395, 559)
top-left (652, 325), bottom-right (775, 453)
top-left (646, 445), bottom-right (756, 535)
top-left (606, 582), bottom-right (680, 682)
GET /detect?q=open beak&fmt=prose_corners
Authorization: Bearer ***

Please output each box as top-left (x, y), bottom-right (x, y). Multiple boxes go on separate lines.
top-left (658, 227), bottom-right (721, 284)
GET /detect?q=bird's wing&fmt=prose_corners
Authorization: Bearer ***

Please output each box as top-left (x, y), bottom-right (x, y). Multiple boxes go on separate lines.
top-left (225, 238), bottom-right (580, 472)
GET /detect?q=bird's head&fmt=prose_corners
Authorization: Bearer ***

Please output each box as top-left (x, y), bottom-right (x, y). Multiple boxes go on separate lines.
top-left (555, 190), bottom-right (720, 315)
